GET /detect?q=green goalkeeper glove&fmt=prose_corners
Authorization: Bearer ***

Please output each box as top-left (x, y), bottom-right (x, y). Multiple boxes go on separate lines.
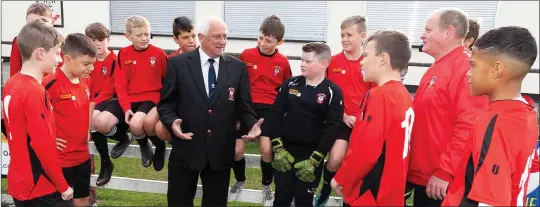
top-left (271, 138), bottom-right (295, 172)
top-left (294, 151), bottom-right (324, 183)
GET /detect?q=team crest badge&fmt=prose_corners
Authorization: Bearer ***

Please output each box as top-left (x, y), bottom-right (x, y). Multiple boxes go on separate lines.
top-left (236, 121), bottom-right (241, 130)
top-left (274, 66), bottom-right (281, 76)
top-left (228, 87), bottom-right (235, 101)
top-left (429, 76), bottom-right (437, 88)
top-left (102, 67), bottom-right (107, 75)
top-left (86, 89), bottom-right (90, 99)
top-left (150, 57), bottom-right (156, 66)
top-left (316, 93), bottom-right (326, 104)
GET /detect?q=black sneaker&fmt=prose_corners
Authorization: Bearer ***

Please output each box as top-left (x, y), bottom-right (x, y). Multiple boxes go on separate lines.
top-left (96, 161), bottom-right (114, 186)
top-left (110, 133), bottom-right (134, 159)
top-left (140, 144), bottom-right (153, 168)
top-left (152, 143), bottom-right (166, 171)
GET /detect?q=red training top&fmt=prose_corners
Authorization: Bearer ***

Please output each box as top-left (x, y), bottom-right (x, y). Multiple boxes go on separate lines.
top-left (115, 44), bottom-right (168, 112)
top-left (2, 73), bottom-right (69, 201)
top-left (91, 50), bottom-right (118, 105)
top-left (335, 80), bottom-right (413, 206)
top-left (408, 46), bottom-right (488, 186)
top-left (240, 47), bottom-right (292, 105)
top-left (443, 98), bottom-right (539, 206)
top-left (168, 48), bottom-right (182, 59)
top-left (326, 52), bottom-right (373, 117)
top-left (43, 69), bottom-right (94, 167)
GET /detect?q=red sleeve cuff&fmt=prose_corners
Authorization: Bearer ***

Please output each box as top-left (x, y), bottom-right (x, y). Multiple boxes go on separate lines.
top-left (56, 181), bottom-right (69, 194)
top-left (334, 170), bottom-right (346, 185)
top-left (433, 168), bottom-right (453, 183)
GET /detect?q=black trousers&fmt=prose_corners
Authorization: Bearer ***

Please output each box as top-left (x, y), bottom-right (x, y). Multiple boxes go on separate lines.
top-left (167, 159), bottom-right (231, 206)
top-left (408, 182), bottom-right (443, 207)
top-left (273, 149), bottom-right (324, 207)
top-left (13, 192), bottom-right (72, 207)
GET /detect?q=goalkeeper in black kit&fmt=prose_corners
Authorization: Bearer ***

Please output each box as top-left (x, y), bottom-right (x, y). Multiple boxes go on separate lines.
top-left (261, 42), bottom-right (344, 206)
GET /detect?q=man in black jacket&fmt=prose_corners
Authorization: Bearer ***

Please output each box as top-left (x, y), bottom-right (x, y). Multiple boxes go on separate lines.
top-left (157, 16), bottom-right (263, 206)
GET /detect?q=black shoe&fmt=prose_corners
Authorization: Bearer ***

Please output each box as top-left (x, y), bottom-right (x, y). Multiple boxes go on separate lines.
top-left (111, 133), bottom-right (134, 159)
top-left (152, 143), bottom-right (166, 171)
top-left (96, 161), bottom-right (114, 186)
top-left (140, 144), bottom-right (153, 168)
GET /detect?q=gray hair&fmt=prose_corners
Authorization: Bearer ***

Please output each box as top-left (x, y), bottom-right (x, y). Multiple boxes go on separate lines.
top-left (432, 8), bottom-right (469, 39)
top-left (196, 16), bottom-right (228, 36)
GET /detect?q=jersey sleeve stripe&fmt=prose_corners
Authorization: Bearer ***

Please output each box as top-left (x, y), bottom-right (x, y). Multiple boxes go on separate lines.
top-left (476, 114), bottom-right (499, 173)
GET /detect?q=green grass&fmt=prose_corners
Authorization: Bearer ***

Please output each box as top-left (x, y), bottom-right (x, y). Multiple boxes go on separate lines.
top-left (2, 140), bottom-right (413, 206)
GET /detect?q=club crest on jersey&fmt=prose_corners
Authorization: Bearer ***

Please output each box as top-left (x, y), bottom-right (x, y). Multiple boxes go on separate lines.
top-left (236, 121), bottom-right (241, 130)
top-left (429, 76), bottom-right (437, 87)
top-left (102, 67), bottom-right (108, 75)
top-left (150, 57), bottom-right (156, 66)
top-left (316, 93), bottom-right (326, 104)
top-left (228, 87), bottom-right (235, 101)
top-left (274, 66), bottom-right (281, 76)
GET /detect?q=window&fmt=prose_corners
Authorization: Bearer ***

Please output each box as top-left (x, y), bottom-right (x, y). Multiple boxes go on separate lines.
top-left (365, 1), bottom-right (498, 45)
top-left (110, 1), bottom-right (195, 35)
top-left (224, 1), bottom-right (329, 42)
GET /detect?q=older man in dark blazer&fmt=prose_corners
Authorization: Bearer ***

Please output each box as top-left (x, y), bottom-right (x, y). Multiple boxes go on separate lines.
top-left (157, 16), bottom-right (263, 206)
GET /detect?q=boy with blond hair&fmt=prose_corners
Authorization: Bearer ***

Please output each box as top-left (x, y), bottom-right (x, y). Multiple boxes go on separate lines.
top-left (115, 15), bottom-right (168, 171)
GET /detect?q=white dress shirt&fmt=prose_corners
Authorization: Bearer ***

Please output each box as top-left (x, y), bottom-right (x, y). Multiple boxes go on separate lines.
top-left (199, 47), bottom-right (220, 96)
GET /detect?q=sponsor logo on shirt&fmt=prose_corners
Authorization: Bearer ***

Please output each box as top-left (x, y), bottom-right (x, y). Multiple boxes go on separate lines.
top-left (316, 93), bottom-right (326, 104)
top-left (228, 87), bottom-right (235, 101)
top-left (289, 89), bottom-right (300, 97)
top-left (60, 94), bottom-right (72, 100)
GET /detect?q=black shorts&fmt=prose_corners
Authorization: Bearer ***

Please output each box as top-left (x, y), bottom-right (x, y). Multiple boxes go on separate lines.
top-left (95, 99), bottom-right (124, 119)
top-left (131, 101), bottom-right (155, 114)
top-left (335, 122), bottom-right (352, 142)
top-left (62, 159), bottom-right (91, 199)
top-left (13, 192), bottom-right (65, 207)
top-left (236, 104), bottom-right (272, 139)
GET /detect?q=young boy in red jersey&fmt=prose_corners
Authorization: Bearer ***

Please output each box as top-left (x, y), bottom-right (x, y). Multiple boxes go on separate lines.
top-left (85, 23), bottom-right (133, 186)
top-left (464, 19), bottom-right (480, 51)
top-left (2, 19), bottom-right (73, 206)
top-left (331, 30), bottom-right (414, 206)
top-left (443, 26), bottom-right (539, 206)
top-left (314, 15), bottom-right (373, 206)
top-left (9, 2), bottom-right (56, 77)
top-left (155, 16), bottom-right (197, 142)
top-left (115, 15), bottom-right (168, 171)
top-left (42, 33), bottom-right (98, 207)
top-left (228, 15), bottom-right (292, 205)
top-left (168, 16), bottom-right (197, 58)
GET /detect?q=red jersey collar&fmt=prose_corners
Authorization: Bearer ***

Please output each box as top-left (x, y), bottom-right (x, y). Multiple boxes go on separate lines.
top-left (489, 98), bottom-right (535, 110)
top-left (340, 51), bottom-right (363, 63)
top-left (257, 47), bottom-right (278, 57)
top-left (434, 46), bottom-right (467, 64)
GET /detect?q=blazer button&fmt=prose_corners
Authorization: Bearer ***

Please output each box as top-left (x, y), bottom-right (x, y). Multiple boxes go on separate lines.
top-left (207, 129), bottom-right (211, 134)
top-left (208, 109), bottom-right (212, 114)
